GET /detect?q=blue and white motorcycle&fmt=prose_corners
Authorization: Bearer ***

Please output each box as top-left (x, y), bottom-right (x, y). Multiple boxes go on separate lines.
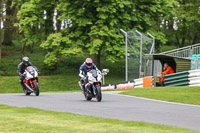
top-left (80, 69), bottom-right (102, 102)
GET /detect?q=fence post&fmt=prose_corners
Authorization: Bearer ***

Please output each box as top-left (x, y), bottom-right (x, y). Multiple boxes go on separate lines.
top-left (147, 33), bottom-right (155, 54)
top-left (120, 29), bottom-right (128, 81)
top-left (135, 30), bottom-right (143, 78)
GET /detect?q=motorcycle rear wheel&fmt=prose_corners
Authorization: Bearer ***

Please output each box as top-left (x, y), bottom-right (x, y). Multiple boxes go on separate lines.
top-left (33, 82), bottom-right (39, 96)
top-left (96, 86), bottom-right (102, 102)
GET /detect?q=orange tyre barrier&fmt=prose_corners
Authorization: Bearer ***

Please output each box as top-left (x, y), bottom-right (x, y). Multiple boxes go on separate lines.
top-left (143, 76), bottom-right (153, 88)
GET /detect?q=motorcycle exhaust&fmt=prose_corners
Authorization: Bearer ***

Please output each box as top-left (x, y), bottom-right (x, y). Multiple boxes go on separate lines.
top-left (24, 84), bottom-right (34, 92)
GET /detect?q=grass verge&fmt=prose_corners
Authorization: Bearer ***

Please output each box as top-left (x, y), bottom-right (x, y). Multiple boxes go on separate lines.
top-left (120, 87), bottom-right (200, 105)
top-left (0, 75), bottom-right (80, 93)
top-left (0, 73), bottom-right (124, 93)
top-left (0, 104), bottom-right (199, 133)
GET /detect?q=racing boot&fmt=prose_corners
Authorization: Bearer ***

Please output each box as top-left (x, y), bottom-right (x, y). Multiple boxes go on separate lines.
top-left (20, 80), bottom-right (25, 89)
top-left (78, 81), bottom-right (85, 94)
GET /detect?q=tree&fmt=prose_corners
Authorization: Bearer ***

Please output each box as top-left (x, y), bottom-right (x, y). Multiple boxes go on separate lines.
top-left (16, 0), bottom-right (58, 55)
top-left (0, 0), bottom-right (3, 64)
top-left (41, 0), bottom-right (175, 69)
top-left (174, 0), bottom-right (200, 47)
top-left (160, 0), bottom-right (200, 48)
top-left (2, 0), bottom-right (18, 46)
top-left (56, 9), bottom-right (61, 33)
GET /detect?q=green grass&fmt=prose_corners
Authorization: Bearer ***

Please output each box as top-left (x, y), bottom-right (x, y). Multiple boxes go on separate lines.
top-left (0, 44), bottom-right (125, 93)
top-left (120, 87), bottom-right (200, 105)
top-left (0, 105), bottom-right (198, 133)
top-left (0, 75), bottom-right (80, 93)
top-left (0, 74), bottom-right (124, 93)
top-left (0, 44), bottom-right (125, 84)
top-left (0, 43), bottom-right (125, 93)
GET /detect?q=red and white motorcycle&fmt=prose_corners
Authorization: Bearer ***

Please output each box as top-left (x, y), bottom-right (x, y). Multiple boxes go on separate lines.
top-left (23, 66), bottom-right (39, 96)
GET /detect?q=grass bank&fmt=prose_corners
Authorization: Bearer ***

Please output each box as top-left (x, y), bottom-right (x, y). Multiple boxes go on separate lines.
top-left (120, 87), bottom-right (200, 105)
top-left (0, 75), bottom-right (80, 93)
top-left (0, 74), bottom-right (124, 93)
top-left (0, 105), bottom-right (198, 133)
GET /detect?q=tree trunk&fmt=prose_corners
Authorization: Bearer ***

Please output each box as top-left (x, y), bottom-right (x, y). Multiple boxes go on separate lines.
top-left (180, 1), bottom-right (186, 48)
top-left (0, 0), bottom-right (3, 64)
top-left (91, 50), bottom-right (101, 69)
top-left (192, 34), bottom-right (197, 45)
top-left (3, 0), bottom-right (15, 46)
top-left (56, 10), bottom-right (61, 33)
top-left (12, 6), bottom-right (18, 39)
top-left (175, 34), bottom-right (181, 47)
top-left (0, 22), bottom-right (2, 64)
top-left (45, 9), bottom-right (54, 38)
top-left (180, 37), bottom-right (185, 48)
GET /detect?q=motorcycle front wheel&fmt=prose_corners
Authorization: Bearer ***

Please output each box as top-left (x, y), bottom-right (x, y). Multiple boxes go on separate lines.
top-left (33, 82), bottom-right (39, 96)
top-left (96, 86), bottom-right (102, 102)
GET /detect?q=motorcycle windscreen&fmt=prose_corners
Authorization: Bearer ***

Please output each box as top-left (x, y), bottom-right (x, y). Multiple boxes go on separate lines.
top-left (88, 70), bottom-right (98, 78)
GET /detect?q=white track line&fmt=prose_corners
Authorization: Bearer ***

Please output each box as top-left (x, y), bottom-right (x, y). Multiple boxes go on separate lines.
top-left (107, 93), bottom-right (200, 108)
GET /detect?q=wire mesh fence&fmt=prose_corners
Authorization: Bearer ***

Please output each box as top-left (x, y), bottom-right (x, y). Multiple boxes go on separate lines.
top-left (125, 30), bottom-right (154, 81)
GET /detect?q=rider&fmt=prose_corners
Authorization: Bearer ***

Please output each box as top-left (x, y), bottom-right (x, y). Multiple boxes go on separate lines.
top-left (17, 57), bottom-right (38, 90)
top-left (79, 58), bottom-right (100, 93)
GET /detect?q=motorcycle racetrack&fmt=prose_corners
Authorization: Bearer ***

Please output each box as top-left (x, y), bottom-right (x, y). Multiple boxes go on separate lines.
top-left (0, 92), bottom-right (200, 131)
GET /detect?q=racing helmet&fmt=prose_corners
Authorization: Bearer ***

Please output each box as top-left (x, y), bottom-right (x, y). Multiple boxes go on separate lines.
top-left (85, 58), bottom-right (93, 67)
top-left (22, 57), bottom-right (29, 66)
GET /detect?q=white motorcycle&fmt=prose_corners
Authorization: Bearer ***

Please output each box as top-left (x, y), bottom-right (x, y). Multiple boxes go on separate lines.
top-left (23, 66), bottom-right (39, 96)
top-left (79, 69), bottom-right (102, 102)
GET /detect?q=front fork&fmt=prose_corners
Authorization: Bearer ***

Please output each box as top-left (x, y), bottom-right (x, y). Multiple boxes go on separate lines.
top-left (92, 83), bottom-right (101, 95)
top-left (25, 77), bottom-right (38, 88)
top-left (86, 83), bottom-right (101, 95)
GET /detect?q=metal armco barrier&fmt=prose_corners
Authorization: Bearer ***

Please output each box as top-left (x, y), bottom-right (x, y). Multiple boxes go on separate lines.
top-left (117, 82), bottom-right (134, 89)
top-left (188, 69), bottom-right (200, 86)
top-left (101, 76), bottom-right (154, 90)
top-left (164, 71), bottom-right (189, 86)
top-left (101, 84), bottom-right (115, 90)
top-left (164, 69), bottom-right (200, 86)
top-left (134, 78), bottom-right (143, 88)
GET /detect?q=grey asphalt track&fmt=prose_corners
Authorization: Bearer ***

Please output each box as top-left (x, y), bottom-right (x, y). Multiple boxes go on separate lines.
top-left (0, 92), bottom-right (200, 131)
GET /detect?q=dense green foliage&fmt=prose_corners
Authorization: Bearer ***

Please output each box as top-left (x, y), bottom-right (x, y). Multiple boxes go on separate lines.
top-left (0, 0), bottom-right (199, 73)
top-left (40, 0), bottom-right (175, 67)
top-left (162, 0), bottom-right (200, 47)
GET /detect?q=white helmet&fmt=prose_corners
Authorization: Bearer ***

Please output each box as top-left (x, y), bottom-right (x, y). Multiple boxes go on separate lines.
top-left (22, 57), bottom-right (29, 66)
top-left (85, 58), bottom-right (92, 66)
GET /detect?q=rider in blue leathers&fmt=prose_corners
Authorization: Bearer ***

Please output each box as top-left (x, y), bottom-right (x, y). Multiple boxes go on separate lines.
top-left (79, 58), bottom-right (100, 93)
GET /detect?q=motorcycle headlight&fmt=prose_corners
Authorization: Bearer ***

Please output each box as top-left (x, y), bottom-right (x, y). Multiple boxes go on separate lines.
top-left (88, 76), bottom-right (96, 82)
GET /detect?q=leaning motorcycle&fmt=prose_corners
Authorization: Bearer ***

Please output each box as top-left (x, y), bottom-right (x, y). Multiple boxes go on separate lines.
top-left (23, 66), bottom-right (39, 96)
top-left (79, 69), bottom-right (102, 102)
